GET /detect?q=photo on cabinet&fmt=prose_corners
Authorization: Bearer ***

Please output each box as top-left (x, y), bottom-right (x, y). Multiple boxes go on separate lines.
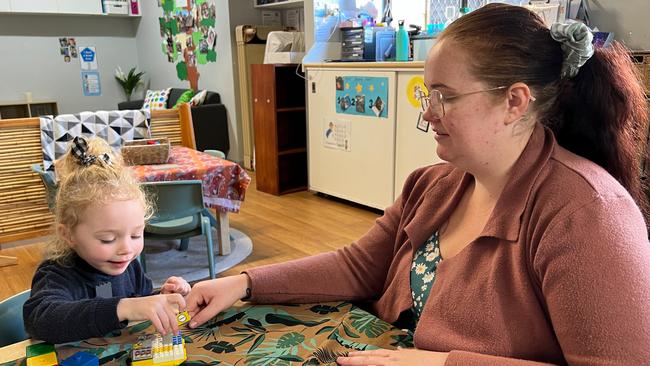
top-left (416, 112), bottom-right (429, 133)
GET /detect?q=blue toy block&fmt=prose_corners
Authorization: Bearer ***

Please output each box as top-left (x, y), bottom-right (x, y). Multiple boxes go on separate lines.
top-left (61, 351), bottom-right (99, 366)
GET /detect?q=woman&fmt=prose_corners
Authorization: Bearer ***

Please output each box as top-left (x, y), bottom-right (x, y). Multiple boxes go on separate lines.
top-left (187, 4), bottom-right (650, 365)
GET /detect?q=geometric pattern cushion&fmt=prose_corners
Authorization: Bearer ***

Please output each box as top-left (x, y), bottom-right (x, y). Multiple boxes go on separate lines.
top-left (142, 88), bottom-right (171, 111)
top-left (39, 109), bottom-right (151, 171)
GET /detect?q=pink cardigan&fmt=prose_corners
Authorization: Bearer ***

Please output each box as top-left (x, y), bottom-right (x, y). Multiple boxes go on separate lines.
top-left (246, 126), bottom-right (650, 365)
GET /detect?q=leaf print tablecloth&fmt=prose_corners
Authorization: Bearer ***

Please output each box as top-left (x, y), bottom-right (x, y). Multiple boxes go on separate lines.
top-left (2, 302), bottom-right (412, 366)
top-left (130, 147), bottom-right (250, 213)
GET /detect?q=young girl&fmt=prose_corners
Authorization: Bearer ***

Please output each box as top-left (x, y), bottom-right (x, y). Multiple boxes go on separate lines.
top-left (24, 136), bottom-right (191, 344)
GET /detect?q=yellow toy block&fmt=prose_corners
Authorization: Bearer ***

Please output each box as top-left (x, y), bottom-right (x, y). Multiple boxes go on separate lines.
top-left (176, 311), bottom-right (190, 326)
top-left (27, 352), bottom-right (58, 366)
top-left (131, 332), bottom-right (186, 366)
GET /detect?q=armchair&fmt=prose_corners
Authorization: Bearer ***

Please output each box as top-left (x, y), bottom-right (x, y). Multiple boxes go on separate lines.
top-left (118, 88), bottom-right (230, 157)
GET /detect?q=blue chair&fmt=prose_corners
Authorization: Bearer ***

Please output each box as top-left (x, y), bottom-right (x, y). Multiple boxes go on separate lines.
top-left (140, 180), bottom-right (216, 279)
top-left (31, 164), bottom-right (58, 212)
top-left (0, 289), bottom-right (31, 347)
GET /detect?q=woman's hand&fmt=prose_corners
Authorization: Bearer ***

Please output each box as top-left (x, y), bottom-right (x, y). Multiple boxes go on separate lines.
top-left (161, 276), bottom-right (191, 296)
top-left (116, 293), bottom-right (186, 335)
top-left (185, 274), bottom-right (250, 328)
top-left (337, 348), bottom-right (449, 366)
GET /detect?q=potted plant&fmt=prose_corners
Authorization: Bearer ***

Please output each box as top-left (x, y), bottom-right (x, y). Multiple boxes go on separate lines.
top-left (114, 66), bottom-right (145, 101)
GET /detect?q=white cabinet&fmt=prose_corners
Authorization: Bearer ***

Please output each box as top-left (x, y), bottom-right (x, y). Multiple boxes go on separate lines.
top-left (58, 0), bottom-right (102, 14)
top-left (10, 0), bottom-right (58, 13)
top-left (307, 68), bottom-right (397, 210)
top-left (306, 63), bottom-right (442, 210)
top-left (394, 71), bottom-right (443, 198)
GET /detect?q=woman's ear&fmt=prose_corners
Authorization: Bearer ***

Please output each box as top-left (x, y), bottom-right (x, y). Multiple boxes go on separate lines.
top-left (57, 224), bottom-right (74, 247)
top-left (504, 82), bottom-right (533, 125)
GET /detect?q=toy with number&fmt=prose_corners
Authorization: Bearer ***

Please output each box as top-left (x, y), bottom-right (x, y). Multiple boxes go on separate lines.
top-left (131, 331), bottom-right (186, 366)
top-left (26, 343), bottom-right (58, 366)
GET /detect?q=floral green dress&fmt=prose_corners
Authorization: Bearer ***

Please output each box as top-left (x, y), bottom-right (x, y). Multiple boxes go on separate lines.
top-left (410, 231), bottom-right (443, 324)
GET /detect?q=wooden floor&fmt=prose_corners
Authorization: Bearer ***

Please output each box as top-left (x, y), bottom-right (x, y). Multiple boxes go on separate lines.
top-left (0, 172), bottom-right (381, 301)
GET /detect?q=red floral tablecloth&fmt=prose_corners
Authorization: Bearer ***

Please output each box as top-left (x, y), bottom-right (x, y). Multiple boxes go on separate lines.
top-left (130, 147), bottom-right (250, 213)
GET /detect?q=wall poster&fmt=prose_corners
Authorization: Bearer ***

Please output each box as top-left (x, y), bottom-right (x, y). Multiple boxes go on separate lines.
top-left (335, 76), bottom-right (389, 118)
top-left (81, 71), bottom-right (101, 96)
top-left (323, 118), bottom-right (351, 151)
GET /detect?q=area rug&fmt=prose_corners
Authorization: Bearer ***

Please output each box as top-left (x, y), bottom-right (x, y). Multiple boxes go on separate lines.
top-left (142, 228), bottom-right (253, 288)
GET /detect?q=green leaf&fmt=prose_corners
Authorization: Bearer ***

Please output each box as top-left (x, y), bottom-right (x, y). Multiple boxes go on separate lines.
top-left (309, 305), bottom-right (340, 315)
top-left (390, 333), bottom-right (414, 348)
top-left (128, 320), bottom-right (152, 334)
top-left (203, 341), bottom-right (237, 353)
top-left (234, 334), bottom-right (256, 347)
top-left (276, 332), bottom-right (305, 348)
top-left (162, 0), bottom-right (175, 12)
top-left (331, 331), bottom-right (379, 351)
top-left (215, 311), bottom-right (245, 326)
top-left (315, 325), bottom-right (336, 335)
top-left (277, 355), bottom-right (304, 362)
top-left (248, 318), bottom-right (263, 327)
top-left (183, 335), bottom-right (194, 343)
top-left (206, 49), bottom-right (217, 62)
top-left (342, 323), bottom-right (360, 338)
top-left (183, 361), bottom-right (222, 366)
top-left (248, 334), bottom-right (266, 354)
top-left (349, 308), bottom-right (391, 338)
top-left (200, 18), bottom-right (215, 27)
top-left (265, 313), bottom-right (329, 327)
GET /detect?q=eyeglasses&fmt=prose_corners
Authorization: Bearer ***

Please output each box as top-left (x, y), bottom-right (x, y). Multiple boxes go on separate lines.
top-left (417, 86), bottom-right (508, 119)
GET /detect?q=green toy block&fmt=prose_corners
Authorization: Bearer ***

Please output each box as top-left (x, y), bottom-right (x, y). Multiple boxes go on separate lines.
top-left (26, 343), bottom-right (56, 358)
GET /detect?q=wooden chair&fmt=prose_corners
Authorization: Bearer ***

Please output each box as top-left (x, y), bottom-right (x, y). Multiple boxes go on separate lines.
top-left (0, 104), bottom-right (195, 244)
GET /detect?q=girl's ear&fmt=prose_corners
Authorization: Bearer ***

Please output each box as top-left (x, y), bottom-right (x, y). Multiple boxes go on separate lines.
top-left (504, 82), bottom-right (533, 125)
top-left (57, 224), bottom-right (74, 247)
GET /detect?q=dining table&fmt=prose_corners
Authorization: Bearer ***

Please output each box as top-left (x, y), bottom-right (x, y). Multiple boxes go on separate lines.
top-left (130, 146), bottom-right (251, 256)
top-left (0, 301), bottom-right (412, 365)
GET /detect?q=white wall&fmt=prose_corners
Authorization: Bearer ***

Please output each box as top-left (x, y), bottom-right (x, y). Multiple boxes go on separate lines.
top-left (135, 0), bottom-right (246, 163)
top-left (0, 14), bottom-right (139, 114)
top-left (587, 0), bottom-right (650, 50)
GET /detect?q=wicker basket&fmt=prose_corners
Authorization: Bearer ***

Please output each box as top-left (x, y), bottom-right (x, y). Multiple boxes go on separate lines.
top-left (121, 138), bottom-right (171, 165)
top-left (631, 51), bottom-right (650, 94)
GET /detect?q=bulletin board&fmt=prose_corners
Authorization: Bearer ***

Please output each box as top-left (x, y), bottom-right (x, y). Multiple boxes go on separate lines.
top-left (158, 0), bottom-right (218, 90)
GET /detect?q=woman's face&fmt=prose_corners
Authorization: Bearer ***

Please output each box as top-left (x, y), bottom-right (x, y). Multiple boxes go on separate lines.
top-left (423, 40), bottom-right (510, 171)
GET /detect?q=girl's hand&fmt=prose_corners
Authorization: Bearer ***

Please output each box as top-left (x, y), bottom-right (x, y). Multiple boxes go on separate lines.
top-left (161, 276), bottom-right (191, 296)
top-left (116, 293), bottom-right (186, 335)
top-left (337, 348), bottom-right (449, 366)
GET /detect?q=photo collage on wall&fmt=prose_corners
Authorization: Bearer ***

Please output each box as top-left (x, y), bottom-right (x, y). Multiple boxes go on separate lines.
top-left (58, 37), bottom-right (78, 63)
top-left (158, 0), bottom-right (217, 86)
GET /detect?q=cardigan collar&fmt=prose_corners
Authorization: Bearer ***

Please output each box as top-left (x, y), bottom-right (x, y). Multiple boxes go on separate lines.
top-left (404, 125), bottom-right (554, 248)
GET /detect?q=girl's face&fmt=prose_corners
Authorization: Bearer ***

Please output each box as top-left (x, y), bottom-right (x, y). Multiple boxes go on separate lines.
top-left (423, 40), bottom-right (510, 171)
top-left (64, 199), bottom-right (146, 276)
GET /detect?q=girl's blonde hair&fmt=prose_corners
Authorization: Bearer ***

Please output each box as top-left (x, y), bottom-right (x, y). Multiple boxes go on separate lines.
top-left (48, 137), bottom-right (153, 265)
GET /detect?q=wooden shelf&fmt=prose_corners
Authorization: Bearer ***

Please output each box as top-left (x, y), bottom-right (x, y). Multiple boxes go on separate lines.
top-left (254, 0), bottom-right (304, 10)
top-left (278, 147), bottom-right (307, 156)
top-left (252, 64), bottom-right (307, 195)
top-left (0, 101), bottom-right (58, 119)
top-left (277, 106), bottom-right (306, 113)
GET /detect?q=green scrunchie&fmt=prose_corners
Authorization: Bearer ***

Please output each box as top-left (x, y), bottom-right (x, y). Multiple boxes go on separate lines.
top-left (550, 22), bottom-right (594, 79)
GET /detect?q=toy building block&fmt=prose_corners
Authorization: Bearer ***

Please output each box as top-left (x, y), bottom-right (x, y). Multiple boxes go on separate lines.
top-left (131, 331), bottom-right (186, 366)
top-left (26, 343), bottom-right (58, 366)
top-left (61, 352), bottom-right (99, 366)
top-left (176, 311), bottom-right (190, 327)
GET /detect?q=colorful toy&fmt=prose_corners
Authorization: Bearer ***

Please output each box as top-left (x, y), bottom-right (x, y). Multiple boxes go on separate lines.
top-left (131, 332), bottom-right (186, 366)
top-left (26, 343), bottom-right (58, 366)
top-left (176, 311), bottom-right (190, 327)
top-left (61, 351), bottom-right (98, 366)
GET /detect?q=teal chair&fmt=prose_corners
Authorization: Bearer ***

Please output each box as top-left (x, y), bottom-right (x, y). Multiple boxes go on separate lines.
top-left (140, 180), bottom-right (216, 279)
top-left (0, 289), bottom-right (31, 347)
top-left (31, 164), bottom-right (58, 212)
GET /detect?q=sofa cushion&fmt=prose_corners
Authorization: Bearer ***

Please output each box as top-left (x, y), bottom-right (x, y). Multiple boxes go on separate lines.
top-left (190, 90), bottom-right (208, 106)
top-left (142, 88), bottom-right (171, 110)
top-left (173, 90), bottom-right (195, 108)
